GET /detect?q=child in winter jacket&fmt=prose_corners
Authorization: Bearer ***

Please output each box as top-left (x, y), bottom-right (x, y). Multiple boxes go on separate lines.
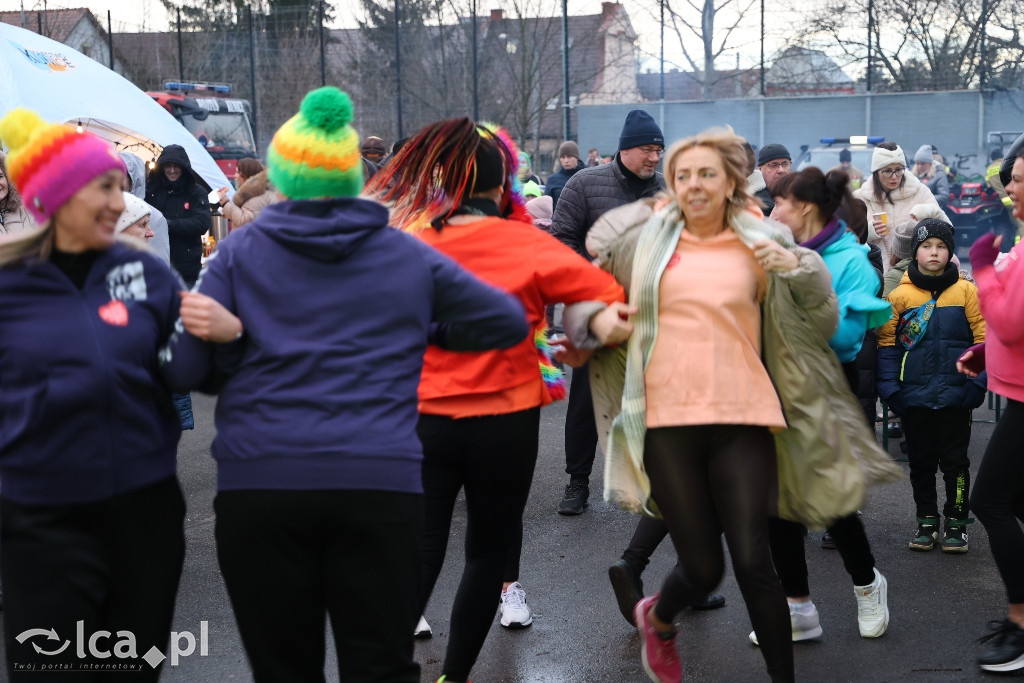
top-left (877, 218), bottom-right (986, 553)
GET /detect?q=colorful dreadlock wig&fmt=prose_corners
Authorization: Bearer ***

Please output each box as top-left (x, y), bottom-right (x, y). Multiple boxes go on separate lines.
top-left (364, 117), bottom-right (531, 233)
top-left (363, 116), bottom-right (565, 399)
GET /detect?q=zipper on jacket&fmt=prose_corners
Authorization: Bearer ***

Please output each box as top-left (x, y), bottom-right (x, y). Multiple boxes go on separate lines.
top-left (74, 254), bottom-right (122, 494)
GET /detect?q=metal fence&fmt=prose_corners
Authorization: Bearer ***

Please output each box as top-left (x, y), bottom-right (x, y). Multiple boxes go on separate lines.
top-left (579, 89), bottom-right (1024, 173)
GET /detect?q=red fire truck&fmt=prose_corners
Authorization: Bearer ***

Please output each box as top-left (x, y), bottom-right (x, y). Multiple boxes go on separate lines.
top-left (148, 81), bottom-right (257, 180)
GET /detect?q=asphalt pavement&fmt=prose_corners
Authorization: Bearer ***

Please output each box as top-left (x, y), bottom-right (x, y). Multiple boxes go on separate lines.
top-left (0, 383), bottom-right (1011, 682)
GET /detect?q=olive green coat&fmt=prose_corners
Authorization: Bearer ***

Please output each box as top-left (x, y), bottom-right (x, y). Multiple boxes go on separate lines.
top-left (565, 201), bottom-right (903, 530)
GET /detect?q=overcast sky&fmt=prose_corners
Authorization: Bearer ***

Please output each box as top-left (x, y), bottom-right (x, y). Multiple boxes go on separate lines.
top-left (15, 0), bottom-right (789, 73)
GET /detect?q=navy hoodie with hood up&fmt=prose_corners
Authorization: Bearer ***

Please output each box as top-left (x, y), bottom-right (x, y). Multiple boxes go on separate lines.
top-left (161, 197), bottom-right (528, 494)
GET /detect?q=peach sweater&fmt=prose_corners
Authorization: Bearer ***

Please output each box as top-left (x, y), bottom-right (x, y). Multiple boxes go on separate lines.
top-left (644, 228), bottom-right (786, 429)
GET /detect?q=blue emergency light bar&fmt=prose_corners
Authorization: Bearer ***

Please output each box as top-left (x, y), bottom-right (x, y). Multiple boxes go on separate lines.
top-left (164, 81), bottom-right (232, 94)
top-left (819, 136), bottom-right (885, 145)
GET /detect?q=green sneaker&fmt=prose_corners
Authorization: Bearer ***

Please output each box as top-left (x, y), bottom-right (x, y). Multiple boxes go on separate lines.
top-left (909, 516), bottom-right (940, 551)
top-left (941, 518), bottom-right (973, 553)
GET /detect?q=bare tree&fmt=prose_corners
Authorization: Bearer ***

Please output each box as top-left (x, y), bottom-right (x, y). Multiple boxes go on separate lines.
top-left (661, 0), bottom-right (760, 100)
top-left (342, 0), bottom-right (628, 167)
top-left (785, 0), bottom-right (1024, 91)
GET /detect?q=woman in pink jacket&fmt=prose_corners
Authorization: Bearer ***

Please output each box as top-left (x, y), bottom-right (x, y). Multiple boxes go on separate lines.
top-left (961, 138), bottom-right (1024, 674)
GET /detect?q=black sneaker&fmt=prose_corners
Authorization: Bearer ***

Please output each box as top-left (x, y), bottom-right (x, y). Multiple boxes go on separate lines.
top-left (557, 479), bottom-right (589, 515)
top-left (941, 518), bottom-right (972, 553)
top-left (608, 559), bottom-right (644, 626)
top-left (820, 531), bottom-right (837, 549)
top-left (978, 619), bottom-right (1024, 672)
top-left (909, 516), bottom-right (940, 551)
top-left (690, 593), bottom-right (726, 611)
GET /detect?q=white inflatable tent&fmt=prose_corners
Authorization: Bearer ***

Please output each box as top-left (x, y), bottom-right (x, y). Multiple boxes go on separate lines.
top-left (0, 22), bottom-right (231, 194)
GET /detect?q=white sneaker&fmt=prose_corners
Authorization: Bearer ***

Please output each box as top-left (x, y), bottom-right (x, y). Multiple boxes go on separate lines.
top-left (854, 568), bottom-right (889, 638)
top-left (749, 600), bottom-right (823, 645)
top-left (414, 615), bottom-right (432, 639)
top-left (499, 582), bottom-right (533, 628)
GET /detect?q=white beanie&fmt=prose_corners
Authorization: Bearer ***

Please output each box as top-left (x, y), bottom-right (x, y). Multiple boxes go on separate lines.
top-left (909, 203), bottom-right (943, 221)
top-left (871, 145), bottom-right (906, 172)
top-left (115, 191), bottom-right (152, 233)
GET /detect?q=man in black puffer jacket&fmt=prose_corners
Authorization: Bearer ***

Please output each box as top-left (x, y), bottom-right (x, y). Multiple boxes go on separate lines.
top-left (549, 109), bottom-right (665, 517)
top-left (147, 144), bottom-right (211, 287)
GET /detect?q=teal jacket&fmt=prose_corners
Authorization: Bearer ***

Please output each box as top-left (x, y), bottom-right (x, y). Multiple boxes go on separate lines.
top-left (819, 230), bottom-right (892, 363)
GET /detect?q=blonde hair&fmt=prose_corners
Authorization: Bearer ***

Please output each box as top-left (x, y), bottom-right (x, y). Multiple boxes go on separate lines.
top-left (0, 152), bottom-right (24, 214)
top-left (664, 127), bottom-right (752, 224)
top-left (0, 221), bottom-right (53, 267)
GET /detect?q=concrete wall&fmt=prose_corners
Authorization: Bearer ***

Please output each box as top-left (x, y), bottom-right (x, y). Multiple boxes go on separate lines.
top-left (578, 90), bottom-right (1024, 165)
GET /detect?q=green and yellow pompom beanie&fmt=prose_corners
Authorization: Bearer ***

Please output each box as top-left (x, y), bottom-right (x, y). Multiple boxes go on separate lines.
top-left (267, 87), bottom-right (362, 200)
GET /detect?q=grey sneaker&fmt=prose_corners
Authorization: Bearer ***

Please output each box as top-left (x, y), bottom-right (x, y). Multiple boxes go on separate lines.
top-left (749, 601), bottom-right (823, 645)
top-left (499, 582), bottom-right (533, 628)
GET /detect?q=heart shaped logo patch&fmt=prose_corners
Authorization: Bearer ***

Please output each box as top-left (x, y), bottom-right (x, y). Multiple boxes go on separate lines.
top-left (98, 300), bottom-right (129, 326)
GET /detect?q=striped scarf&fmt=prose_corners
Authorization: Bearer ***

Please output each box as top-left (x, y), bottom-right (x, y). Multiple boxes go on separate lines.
top-left (605, 203), bottom-right (795, 516)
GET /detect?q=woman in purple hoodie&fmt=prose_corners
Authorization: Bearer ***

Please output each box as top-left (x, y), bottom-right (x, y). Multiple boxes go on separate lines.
top-left (163, 88), bottom-right (528, 681)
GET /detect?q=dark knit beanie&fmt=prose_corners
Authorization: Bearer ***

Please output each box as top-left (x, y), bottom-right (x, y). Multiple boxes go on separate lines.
top-left (558, 140), bottom-right (580, 159)
top-left (758, 143), bottom-right (791, 167)
top-left (839, 148), bottom-right (852, 163)
top-left (1000, 132), bottom-right (1024, 186)
top-left (470, 137), bottom-right (505, 193)
top-left (618, 110), bottom-right (664, 151)
top-left (911, 218), bottom-right (956, 256)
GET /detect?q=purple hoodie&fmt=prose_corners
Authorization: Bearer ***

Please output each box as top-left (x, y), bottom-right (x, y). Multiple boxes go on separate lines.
top-left (162, 197), bottom-right (527, 494)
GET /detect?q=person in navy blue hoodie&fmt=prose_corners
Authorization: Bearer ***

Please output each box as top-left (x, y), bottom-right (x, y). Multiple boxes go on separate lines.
top-left (0, 109), bottom-right (186, 680)
top-left (161, 88), bottom-right (528, 682)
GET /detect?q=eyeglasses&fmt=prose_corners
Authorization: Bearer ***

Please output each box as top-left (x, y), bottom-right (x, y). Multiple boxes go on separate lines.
top-left (763, 160), bottom-right (791, 172)
top-left (638, 146), bottom-right (664, 157)
top-left (880, 167), bottom-right (906, 178)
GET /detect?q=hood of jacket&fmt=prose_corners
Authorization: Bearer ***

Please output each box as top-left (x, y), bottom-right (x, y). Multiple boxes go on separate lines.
top-left (255, 196), bottom-right (389, 263)
top-left (155, 144), bottom-right (195, 173)
top-left (151, 144), bottom-right (204, 189)
top-left (746, 169), bottom-right (767, 194)
top-left (119, 152), bottom-right (147, 199)
top-left (233, 170), bottom-right (273, 207)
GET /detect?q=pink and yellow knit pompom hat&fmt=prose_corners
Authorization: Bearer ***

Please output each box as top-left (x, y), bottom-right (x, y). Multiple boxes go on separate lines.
top-left (0, 108), bottom-right (124, 223)
top-left (267, 86), bottom-right (362, 200)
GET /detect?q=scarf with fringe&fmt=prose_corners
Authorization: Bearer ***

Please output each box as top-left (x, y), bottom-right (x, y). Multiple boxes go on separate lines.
top-left (605, 204), bottom-right (795, 515)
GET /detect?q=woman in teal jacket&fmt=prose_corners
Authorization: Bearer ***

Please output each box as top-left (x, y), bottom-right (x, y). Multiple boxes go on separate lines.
top-left (759, 166), bottom-right (894, 644)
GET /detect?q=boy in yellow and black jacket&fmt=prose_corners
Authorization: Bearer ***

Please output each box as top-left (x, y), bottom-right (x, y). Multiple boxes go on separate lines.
top-left (877, 218), bottom-right (986, 553)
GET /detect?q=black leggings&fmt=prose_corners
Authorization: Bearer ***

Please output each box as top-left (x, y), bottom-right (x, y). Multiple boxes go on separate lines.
top-left (417, 408), bottom-right (541, 682)
top-left (971, 399), bottom-right (1024, 603)
top-left (645, 425), bottom-right (793, 683)
top-left (769, 513), bottom-right (877, 595)
top-left (765, 359), bottom-right (878, 594)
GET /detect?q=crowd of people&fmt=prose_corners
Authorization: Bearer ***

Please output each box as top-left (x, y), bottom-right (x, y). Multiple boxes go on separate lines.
top-left (0, 86), bottom-right (1022, 683)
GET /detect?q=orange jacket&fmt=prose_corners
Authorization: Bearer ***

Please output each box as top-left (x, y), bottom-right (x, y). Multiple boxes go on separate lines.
top-left (417, 217), bottom-right (625, 417)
